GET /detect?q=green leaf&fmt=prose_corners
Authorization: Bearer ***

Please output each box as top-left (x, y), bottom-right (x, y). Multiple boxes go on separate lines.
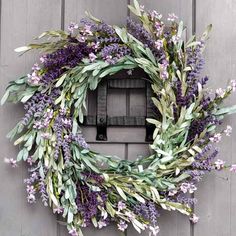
top-left (81, 156), bottom-right (100, 173)
top-left (115, 186), bottom-right (127, 201)
top-left (114, 26), bottom-right (128, 43)
top-left (133, 0), bottom-right (142, 16)
top-left (67, 208), bottom-right (74, 224)
top-left (55, 74), bottom-right (67, 87)
top-left (1, 90), bottom-right (10, 105)
top-left (14, 46), bottom-right (31, 53)
top-left (213, 105), bottom-right (236, 116)
top-left (105, 201), bottom-right (116, 217)
top-left (17, 148), bottom-right (28, 161)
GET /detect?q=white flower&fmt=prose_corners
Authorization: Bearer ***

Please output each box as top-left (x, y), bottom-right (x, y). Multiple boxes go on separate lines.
top-left (189, 183), bottom-right (197, 193)
top-left (224, 125), bottom-right (232, 136)
top-left (190, 214), bottom-right (199, 224)
top-left (180, 182), bottom-right (190, 193)
top-left (127, 69), bottom-right (133, 75)
top-left (214, 159), bottom-right (225, 170)
top-left (150, 10), bottom-right (162, 20)
top-left (90, 41), bottom-right (100, 51)
top-left (216, 88), bottom-right (226, 98)
top-left (27, 194), bottom-right (36, 204)
top-left (117, 220), bottom-right (128, 232)
top-left (125, 211), bottom-right (135, 220)
top-left (53, 206), bottom-right (64, 214)
top-left (209, 133), bottom-right (222, 143)
top-left (68, 22), bottom-right (79, 33)
top-left (78, 36), bottom-right (86, 43)
top-left (230, 80), bottom-right (236, 91)
top-left (149, 225), bottom-right (160, 235)
top-left (167, 13), bottom-right (178, 22)
top-left (40, 55), bottom-right (47, 63)
top-left (155, 39), bottom-right (163, 50)
top-left (171, 35), bottom-right (180, 44)
top-left (82, 24), bottom-right (93, 36)
top-left (27, 71), bottom-right (41, 85)
top-left (4, 158), bottom-right (17, 167)
top-left (89, 52), bottom-right (97, 62)
top-left (230, 164), bottom-right (236, 173)
top-left (32, 63), bottom-right (40, 71)
top-left (68, 228), bottom-right (78, 236)
top-left (168, 189), bottom-right (177, 196)
top-left (41, 132), bottom-right (51, 139)
top-left (98, 220), bottom-right (107, 229)
top-left (62, 118), bottom-right (72, 126)
top-left (117, 201), bottom-right (126, 211)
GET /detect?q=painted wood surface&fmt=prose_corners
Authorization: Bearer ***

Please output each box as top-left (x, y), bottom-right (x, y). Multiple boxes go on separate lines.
top-left (0, 1), bottom-right (62, 235)
top-left (0, 0), bottom-right (235, 236)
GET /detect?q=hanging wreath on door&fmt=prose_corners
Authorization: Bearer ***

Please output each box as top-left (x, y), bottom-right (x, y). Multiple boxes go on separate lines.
top-left (2, 1), bottom-right (236, 235)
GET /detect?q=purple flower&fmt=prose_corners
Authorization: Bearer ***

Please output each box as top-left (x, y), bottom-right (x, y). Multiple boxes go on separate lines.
top-left (117, 220), bottom-right (128, 232)
top-left (68, 22), bottom-right (79, 33)
top-left (76, 182), bottom-right (107, 225)
top-left (39, 180), bottom-right (48, 206)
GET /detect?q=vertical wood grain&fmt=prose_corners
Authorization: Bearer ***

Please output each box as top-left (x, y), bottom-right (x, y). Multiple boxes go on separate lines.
top-left (62, 1), bottom-right (129, 235)
top-left (127, 2), bottom-right (193, 236)
top-left (0, 0), bottom-right (62, 235)
top-left (194, 1), bottom-right (236, 236)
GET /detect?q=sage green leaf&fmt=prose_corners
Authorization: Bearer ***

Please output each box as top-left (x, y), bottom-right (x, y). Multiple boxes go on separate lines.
top-left (55, 74), bottom-right (67, 87)
top-left (115, 186), bottom-right (127, 201)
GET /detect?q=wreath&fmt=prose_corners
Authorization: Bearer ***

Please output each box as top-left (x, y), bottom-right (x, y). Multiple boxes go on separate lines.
top-left (2, 1), bottom-right (236, 235)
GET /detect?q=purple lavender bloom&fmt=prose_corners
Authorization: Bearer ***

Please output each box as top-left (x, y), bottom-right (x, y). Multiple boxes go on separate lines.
top-left (41, 43), bottom-right (92, 86)
top-left (127, 17), bottom-right (165, 61)
top-left (39, 180), bottom-right (49, 206)
top-left (100, 43), bottom-right (131, 64)
top-left (71, 134), bottom-right (89, 149)
top-left (26, 185), bottom-right (36, 204)
top-left (76, 183), bottom-right (107, 225)
top-left (134, 201), bottom-right (160, 225)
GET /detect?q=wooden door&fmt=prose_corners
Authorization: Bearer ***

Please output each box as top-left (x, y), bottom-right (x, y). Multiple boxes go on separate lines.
top-left (0, 1), bottom-right (236, 236)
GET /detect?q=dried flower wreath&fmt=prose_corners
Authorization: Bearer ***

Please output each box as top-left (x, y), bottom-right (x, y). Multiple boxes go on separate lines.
top-left (2, 1), bottom-right (236, 235)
